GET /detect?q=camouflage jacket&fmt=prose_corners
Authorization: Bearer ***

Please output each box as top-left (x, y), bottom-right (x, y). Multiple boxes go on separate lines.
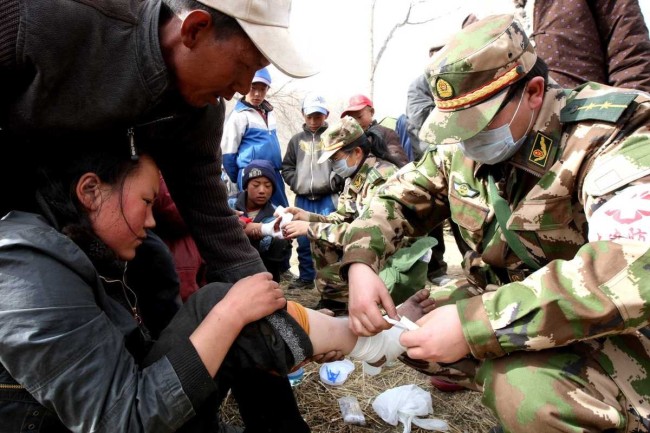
top-left (307, 155), bottom-right (397, 248)
top-left (342, 82), bottom-right (650, 415)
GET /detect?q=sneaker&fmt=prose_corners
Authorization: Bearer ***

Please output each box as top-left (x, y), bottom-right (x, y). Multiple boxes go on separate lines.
top-left (429, 376), bottom-right (465, 392)
top-left (287, 278), bottom-right (314, 290)
top-left (313, 298), bottom-right (348, 316)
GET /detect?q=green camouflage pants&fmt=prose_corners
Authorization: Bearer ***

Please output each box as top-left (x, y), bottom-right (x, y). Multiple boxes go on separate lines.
top-left (399, 278), bottom-right (649, 432)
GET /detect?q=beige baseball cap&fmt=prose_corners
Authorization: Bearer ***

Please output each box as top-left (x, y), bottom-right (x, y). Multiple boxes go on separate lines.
top-left (197, 0), bottom-right (317, 78)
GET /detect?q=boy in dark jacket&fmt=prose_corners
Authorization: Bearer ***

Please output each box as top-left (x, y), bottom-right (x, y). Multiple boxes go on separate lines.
top-left (282, 94), bottom-right (341, 290)
top-left (230, 160), bottom-right (292, 283)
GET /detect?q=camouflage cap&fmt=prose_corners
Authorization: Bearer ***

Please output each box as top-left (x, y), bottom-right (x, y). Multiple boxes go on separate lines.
top-left (317, 116), bottom-right (364, 163)
top-left (419, 14), bottom-right (537, 145)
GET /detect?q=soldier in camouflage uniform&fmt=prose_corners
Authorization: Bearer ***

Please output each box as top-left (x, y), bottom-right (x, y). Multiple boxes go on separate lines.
top-left (282, 117), bottom-right (434, 313)
top-left (340, 14), bottom-right (650, 432)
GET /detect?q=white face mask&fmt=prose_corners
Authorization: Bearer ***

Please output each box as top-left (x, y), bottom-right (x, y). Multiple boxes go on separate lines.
top-left (332, 153), bottom-right (359, 178)
top-left (458, 90), bottom-right (534, 165)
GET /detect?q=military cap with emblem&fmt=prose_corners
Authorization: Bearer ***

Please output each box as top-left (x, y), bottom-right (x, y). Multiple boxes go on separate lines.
top-left (420, 14), bottom-right (537, 145)
top-left (317, 116), bottom-right (365, 163)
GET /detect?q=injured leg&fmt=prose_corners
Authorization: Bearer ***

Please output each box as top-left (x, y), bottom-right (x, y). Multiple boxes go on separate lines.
top-left (286, 288), bottom-right (434, 368)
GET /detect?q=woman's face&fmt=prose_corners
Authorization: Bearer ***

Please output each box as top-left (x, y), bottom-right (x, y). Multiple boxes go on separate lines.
top-left (89, 155), bottom-right (159, 261)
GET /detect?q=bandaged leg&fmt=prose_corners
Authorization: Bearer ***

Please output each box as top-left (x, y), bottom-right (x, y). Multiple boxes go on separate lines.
top-left (348, 322), bottom-right (407, 366)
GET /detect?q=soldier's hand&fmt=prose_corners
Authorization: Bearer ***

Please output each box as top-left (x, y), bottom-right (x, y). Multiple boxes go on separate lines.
top-left (281, 206), bottom-right (309, 221)
top-left (282, 221), bottom-right (309, 239)
top-left (399, 304), bottom-right (470, 363)
top-left (347, 264), bottom-right (396, 336)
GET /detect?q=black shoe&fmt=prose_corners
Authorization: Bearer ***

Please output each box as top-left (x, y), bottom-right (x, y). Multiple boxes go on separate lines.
top-left (487, 426), bottom-right (504, 433)
top-left (313, 298), bottom-right (348, 316)
top-left (287, 278), bottom-right (314, 290)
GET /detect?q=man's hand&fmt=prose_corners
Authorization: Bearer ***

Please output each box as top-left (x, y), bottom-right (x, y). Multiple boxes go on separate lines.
top-left (347, 263), bottom-right (397, 336)
top-left (222, 272), bottom-right (286, 325)
top-left (399, 304), bottom-right (470, 364)
top-left (281, 206), bottom-right (310, 221)
top-left (282, 220), bottom-right (309, 239)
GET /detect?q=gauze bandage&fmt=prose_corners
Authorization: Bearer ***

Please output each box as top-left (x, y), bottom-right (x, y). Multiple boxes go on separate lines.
top-left (348, 316), bottom-right (416, 366)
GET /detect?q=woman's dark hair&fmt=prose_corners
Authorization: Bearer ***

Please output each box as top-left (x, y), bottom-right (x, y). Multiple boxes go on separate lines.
top-left (338, 130), bottom-right (405, 169)
top-left (161, 0), bottom-right (246, 41)
top-left (35, 136), bottom-right (142, 268)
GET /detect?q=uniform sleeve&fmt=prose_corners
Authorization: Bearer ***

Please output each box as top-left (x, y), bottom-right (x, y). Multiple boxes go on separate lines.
top-left (152, 103), bottom-right (265, 283)
top-left (281, 137), bottom-right (298, 191)
top-left (459, 234), bottom-right (650, 359)
top-left (458, 120), bottom-right (650, 359)
top-left (340, 153), bottom-right (450, 273)
top-left (221, 110), bottom-right (247, 183)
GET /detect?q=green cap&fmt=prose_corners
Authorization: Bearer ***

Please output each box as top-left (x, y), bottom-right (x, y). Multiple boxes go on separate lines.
top-left (419, 14), bottom-right (537, 145)
top-left (317, 116), bottom-right (364, 164)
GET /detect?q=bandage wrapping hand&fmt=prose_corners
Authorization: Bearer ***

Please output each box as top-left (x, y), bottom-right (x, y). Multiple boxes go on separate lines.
top-left (275, 206), bottom-right (294, 228)
top-left (260, 220), bottom-right (281, 238)
top-left (260, 206), bottom-right (293, 239)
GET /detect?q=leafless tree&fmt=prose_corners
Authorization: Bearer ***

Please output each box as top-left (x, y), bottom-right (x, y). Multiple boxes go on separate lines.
top-left (369, 0), bottom-right (456, 99)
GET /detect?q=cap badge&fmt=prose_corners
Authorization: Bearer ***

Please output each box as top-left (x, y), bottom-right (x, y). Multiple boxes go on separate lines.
top-left (249, 168), bottom-right (263, 178)
top-left (436, 78), bottom-right (454, 99)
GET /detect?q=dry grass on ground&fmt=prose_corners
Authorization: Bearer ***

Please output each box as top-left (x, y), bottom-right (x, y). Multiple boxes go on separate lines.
top-left (222, 260), bottom-right (498, 433)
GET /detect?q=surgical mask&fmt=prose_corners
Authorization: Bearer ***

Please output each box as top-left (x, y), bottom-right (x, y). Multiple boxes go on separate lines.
top-left (458, 90), bottom-right (534, 165)
top-left (332, 154), bottom-right (359, 178)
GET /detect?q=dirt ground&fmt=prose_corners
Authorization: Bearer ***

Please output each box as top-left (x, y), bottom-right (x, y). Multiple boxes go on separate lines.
top-left (222, 228), bottom-right (499, 433)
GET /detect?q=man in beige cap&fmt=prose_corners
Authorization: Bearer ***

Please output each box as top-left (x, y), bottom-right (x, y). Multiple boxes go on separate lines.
top-left (340, 14), bottom-right (650, 431)
top-left (0, 0), bottom-right (315, 432)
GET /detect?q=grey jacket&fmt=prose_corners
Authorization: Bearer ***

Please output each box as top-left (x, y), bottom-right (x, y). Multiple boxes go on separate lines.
top-left (0, 212), bottom-right (215, 432)
top-left (0, 0), bottom-right (265, 282)
top-left (281, 123), bottom-right (343, 198)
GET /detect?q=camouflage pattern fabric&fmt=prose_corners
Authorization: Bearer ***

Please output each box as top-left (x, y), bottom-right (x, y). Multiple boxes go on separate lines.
top-left (419, 14), bottom-right (537, 145)
top-left (307, 155), bottom-right (427, 303)
top-left (341, 80), bottom-right (650, 431)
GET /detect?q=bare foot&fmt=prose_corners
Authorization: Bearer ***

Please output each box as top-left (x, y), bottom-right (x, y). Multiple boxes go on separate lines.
top-left (317, 308), bottom-right (335, 317)
top-left (396, 288), bottom-right (435, 321)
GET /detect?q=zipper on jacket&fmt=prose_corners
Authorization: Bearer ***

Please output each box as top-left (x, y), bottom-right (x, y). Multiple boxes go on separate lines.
top-left (0, 383), bottom-right (24, 390)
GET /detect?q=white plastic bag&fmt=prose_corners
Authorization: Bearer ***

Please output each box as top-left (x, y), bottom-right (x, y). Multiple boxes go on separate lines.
top-left (319, 359), bottom-right (355, 386)
top-left (372, 384), bottom-right (449, 433)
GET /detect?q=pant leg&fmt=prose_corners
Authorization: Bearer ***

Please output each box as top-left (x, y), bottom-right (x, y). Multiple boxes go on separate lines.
top-left (478, 345), bottom-right (634, 432)
top-left (144, 282), bottom-right (313, 433)
top-left (294, 195), bottom-right (337, 282)
top-left (311, 239), bottom-right (348, 303)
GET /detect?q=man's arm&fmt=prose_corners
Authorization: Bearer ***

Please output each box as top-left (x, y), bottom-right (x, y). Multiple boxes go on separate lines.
top-left (340, 150), bottom-right (451, 335)
top-left (153, 102), bottom-right (266, 283)
top-left (591, 0), bottom-right (650, 92)
top-left (281, 137), bottom-right (298, 191)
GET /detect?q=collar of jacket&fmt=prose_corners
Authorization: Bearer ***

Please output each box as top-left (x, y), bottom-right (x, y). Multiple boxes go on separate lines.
top-left (238, 97), bottom-right (274, 113)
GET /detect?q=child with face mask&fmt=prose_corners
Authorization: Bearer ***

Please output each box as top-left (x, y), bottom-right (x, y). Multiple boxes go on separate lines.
top-left (281, 117), bottom-right (435, 314)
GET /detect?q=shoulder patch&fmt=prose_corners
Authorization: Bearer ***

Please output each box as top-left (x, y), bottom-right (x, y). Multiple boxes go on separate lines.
top-left (561, 93), bottom-right (637, 124)
top-left (528, 132), bottom-right (554, 168)
top-left (453, 181), bottom-right (479, 198)
top-left (352, 172), bottom-right (367, 190)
